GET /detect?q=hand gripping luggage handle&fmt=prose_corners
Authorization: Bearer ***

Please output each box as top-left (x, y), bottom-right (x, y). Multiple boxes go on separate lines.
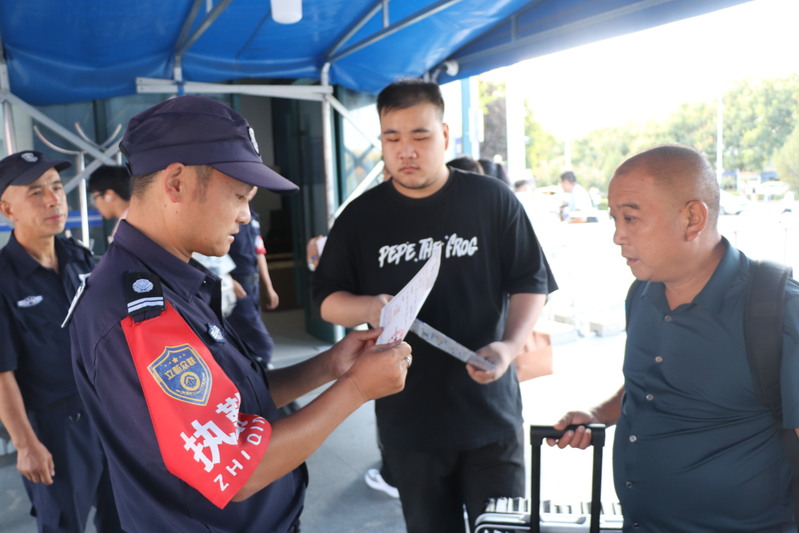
top-left (529, 425), bottom-right (606, 533)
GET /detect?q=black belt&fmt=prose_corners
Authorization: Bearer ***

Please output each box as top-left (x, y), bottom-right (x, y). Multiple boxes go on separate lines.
top-left (28, 394), bottom-right (84, 415)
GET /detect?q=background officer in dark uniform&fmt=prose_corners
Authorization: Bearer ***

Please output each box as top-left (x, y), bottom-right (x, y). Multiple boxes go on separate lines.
top-left (0, 151), bottom-right (122, 532)
top-left (68, 96), bottom-right (411, 532)
top-left (227, 207), bottom-right (278, 368)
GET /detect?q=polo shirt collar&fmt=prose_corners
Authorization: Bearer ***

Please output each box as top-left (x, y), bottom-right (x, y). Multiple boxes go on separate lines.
top-left (112, 220), bottom-right (211, 302)
top-left (634, 237), bottom-right (738, 316)
top-left (691, 237), bottom-right (741, 315)
top-left (4, 230), bottom-right (72, 279)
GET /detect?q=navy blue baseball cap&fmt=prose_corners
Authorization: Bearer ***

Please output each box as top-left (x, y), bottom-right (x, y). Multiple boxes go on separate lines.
top-left (119, 95), bottom-right (298, 194)
top-left (0, 150), bottom-right (71, 200)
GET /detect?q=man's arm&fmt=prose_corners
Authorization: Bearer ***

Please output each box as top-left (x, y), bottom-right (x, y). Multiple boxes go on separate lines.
top-left (548, 386), bottom-right (625, 449)
top-left (468, 292), bottom-right (547, 384)
top-left (0, 371), bottom-right (54, 485)
top-left (267, 328), bottom-right (384, 407)
top-left (256, 253), bottom-right (279, 310)
top-left (233, 330), bottom-right (411, 500)
top-left (320, 291), bottom-right (392, 329)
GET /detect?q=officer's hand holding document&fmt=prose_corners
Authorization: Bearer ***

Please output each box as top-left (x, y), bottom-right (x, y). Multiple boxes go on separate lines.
top-left (378, 244), bottom-right (496, 372)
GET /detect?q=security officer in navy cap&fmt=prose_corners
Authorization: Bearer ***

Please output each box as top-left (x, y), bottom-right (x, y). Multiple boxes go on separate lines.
top-left (0, 150), bottom-right (122, 532)
top-left (226, 206), bottom-right (279, 368)
top-left (68, 95), bottom-right (412, 533)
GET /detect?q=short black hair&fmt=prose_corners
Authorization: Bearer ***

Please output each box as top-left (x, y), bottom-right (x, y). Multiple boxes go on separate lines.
top-left (560, 171), bottom-right (577, 183)
top-left (88, 165), bottom-right (132, 201)
top-left (377, 79), bottom-right (445, 119)
top-left (479, 159), bottom-right (510, 186)
top-left (447, 156), bottom-right (484, 174)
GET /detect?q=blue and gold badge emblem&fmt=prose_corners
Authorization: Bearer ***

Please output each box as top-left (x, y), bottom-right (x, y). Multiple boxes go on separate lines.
top-left (148, 344), bottom-right (212, 405)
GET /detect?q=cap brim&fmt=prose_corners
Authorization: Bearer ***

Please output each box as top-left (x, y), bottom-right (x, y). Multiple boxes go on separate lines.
top-left (14, 159), bottom-right (71, 187)
top-left (212, 161), bottom-right (299, 195)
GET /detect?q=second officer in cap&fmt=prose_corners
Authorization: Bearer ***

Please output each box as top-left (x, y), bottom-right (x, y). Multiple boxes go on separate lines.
top-left (0, 150), bottom-right (122, 532)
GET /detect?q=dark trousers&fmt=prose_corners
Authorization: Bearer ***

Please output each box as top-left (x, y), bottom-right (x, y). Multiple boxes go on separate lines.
top-left (227, 283), bottom-right (274, 365)
top-left (382, 428), bottom-right (525, 533)
top-left (25, 406), bottom-right (123, 533)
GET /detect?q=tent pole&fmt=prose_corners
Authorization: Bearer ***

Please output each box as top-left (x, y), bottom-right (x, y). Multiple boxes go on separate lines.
top-left (4, 93), bottom-right (116, 165)
top-left (321, 63), bottom-right (336, 230)
top-left (0, 39), bottom-right (17, 155)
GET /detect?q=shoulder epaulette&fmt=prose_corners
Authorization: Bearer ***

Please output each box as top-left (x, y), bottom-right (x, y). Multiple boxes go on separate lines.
top-left (125, 272), bottom-right (166, 322)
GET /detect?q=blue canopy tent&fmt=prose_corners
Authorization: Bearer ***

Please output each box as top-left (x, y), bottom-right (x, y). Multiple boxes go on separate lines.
top-left (0, 0), bottom-right (751, 104)
top-left (0, 0), bottom-right (751, 240)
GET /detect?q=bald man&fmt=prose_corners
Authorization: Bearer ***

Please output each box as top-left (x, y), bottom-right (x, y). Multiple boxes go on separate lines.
top-left (551, 144), bottom-right (798, 532)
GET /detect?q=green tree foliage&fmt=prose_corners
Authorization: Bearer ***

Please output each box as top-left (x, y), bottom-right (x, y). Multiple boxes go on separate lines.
top-left (524, 104), bottom-right (562, 185)
top-left (559, 75), bottom-right (799, 194)
top-left (721, 75), bottom-right (799, 171)
top-left (774, 124), bottom-right (799, 190)
top-left (479, 80), bottom-right (507, 162)
top-left (479, 74), bottom-right (799, 195)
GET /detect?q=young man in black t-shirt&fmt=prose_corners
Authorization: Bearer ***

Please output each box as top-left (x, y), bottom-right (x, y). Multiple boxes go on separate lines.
top-left (313, 79), bottom-right (557, 532)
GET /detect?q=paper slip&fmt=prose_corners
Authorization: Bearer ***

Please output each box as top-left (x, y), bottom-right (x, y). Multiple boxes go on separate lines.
top-left (410, 319), bottom-right (497, 372)
top-left (377, 244), bottom-right (441, 344)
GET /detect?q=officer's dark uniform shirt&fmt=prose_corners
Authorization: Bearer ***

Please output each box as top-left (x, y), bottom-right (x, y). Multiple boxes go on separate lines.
top-left (0, 232), bottom-right (93, 409)
top-left (228, 208), bottom-right (259, 280)
top-left (69, 220), bottom-right (305, 533)
top-left (225, 208), bottom-right (275, 363)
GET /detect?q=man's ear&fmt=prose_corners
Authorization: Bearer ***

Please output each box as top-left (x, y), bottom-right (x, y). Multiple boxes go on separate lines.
top-left (684, 199), bottom-right (708, 241)
top-left (162, 162), bottom-right (188, 203)
top-left (0, 199), bottom-right (12, 220)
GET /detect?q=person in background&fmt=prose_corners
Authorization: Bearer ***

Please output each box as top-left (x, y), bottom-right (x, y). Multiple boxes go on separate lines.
top-left (549, 144), bottom-right (797, 532)
top-left (68, 95), bottom-right (412, 533)
top-left (559, 170), bottom-right (597, 223)
top-left (479, 158), bottom-right (511, 187)
top-left (227, 206), bottom-right (280, 369)
top-left (0, 151), bottom-right (122, 533)
top-left (313, 79), bottom-right (556, 532)
top-left (87, 164), bottom-right (131, 239)
top-left (447, 155), bottom-right (484, 174)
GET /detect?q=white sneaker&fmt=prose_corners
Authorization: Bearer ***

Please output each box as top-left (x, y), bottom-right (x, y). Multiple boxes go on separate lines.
top-left (364, 468), bottom-right (399, 498)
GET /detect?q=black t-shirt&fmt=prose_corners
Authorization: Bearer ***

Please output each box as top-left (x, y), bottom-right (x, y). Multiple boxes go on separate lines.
top-left (313, 169), bottom-right (557, 450)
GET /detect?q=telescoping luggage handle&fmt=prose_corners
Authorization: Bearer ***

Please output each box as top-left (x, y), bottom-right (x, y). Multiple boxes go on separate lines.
top-left (529, 424), bottom-right (606, 533)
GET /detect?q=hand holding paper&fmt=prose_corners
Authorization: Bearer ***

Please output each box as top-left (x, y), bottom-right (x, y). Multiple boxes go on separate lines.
top-left (377, 244), bottom-right (441, 344)
top-left (377, 244), bottom-right (496, 373)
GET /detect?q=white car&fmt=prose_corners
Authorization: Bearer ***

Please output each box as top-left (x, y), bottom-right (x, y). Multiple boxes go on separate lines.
top-left (756, 181), bottom-right (790, 198)
top-left (720, 191), bottom-right (748, 215)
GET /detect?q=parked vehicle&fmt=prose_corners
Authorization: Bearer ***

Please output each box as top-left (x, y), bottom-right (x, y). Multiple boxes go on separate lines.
top-left (720, 190), bottom-right (748, 215)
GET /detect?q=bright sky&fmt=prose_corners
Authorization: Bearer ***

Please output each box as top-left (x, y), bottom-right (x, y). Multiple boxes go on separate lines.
top-left (490, 0), bottom-right (799, 138)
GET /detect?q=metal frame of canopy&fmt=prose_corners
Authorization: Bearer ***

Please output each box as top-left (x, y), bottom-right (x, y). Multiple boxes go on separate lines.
top-left (0, 0), bottom-right (457, 242)
top-left (0, 0), bottom-right (753, 243)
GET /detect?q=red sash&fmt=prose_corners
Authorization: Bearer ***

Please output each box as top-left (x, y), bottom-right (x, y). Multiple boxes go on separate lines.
top-left (121, 302), bottom-right (272, 508)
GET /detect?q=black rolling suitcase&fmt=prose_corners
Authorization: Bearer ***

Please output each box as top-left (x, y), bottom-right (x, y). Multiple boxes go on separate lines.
top-left (474, 424), bottom-right (623, 533)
